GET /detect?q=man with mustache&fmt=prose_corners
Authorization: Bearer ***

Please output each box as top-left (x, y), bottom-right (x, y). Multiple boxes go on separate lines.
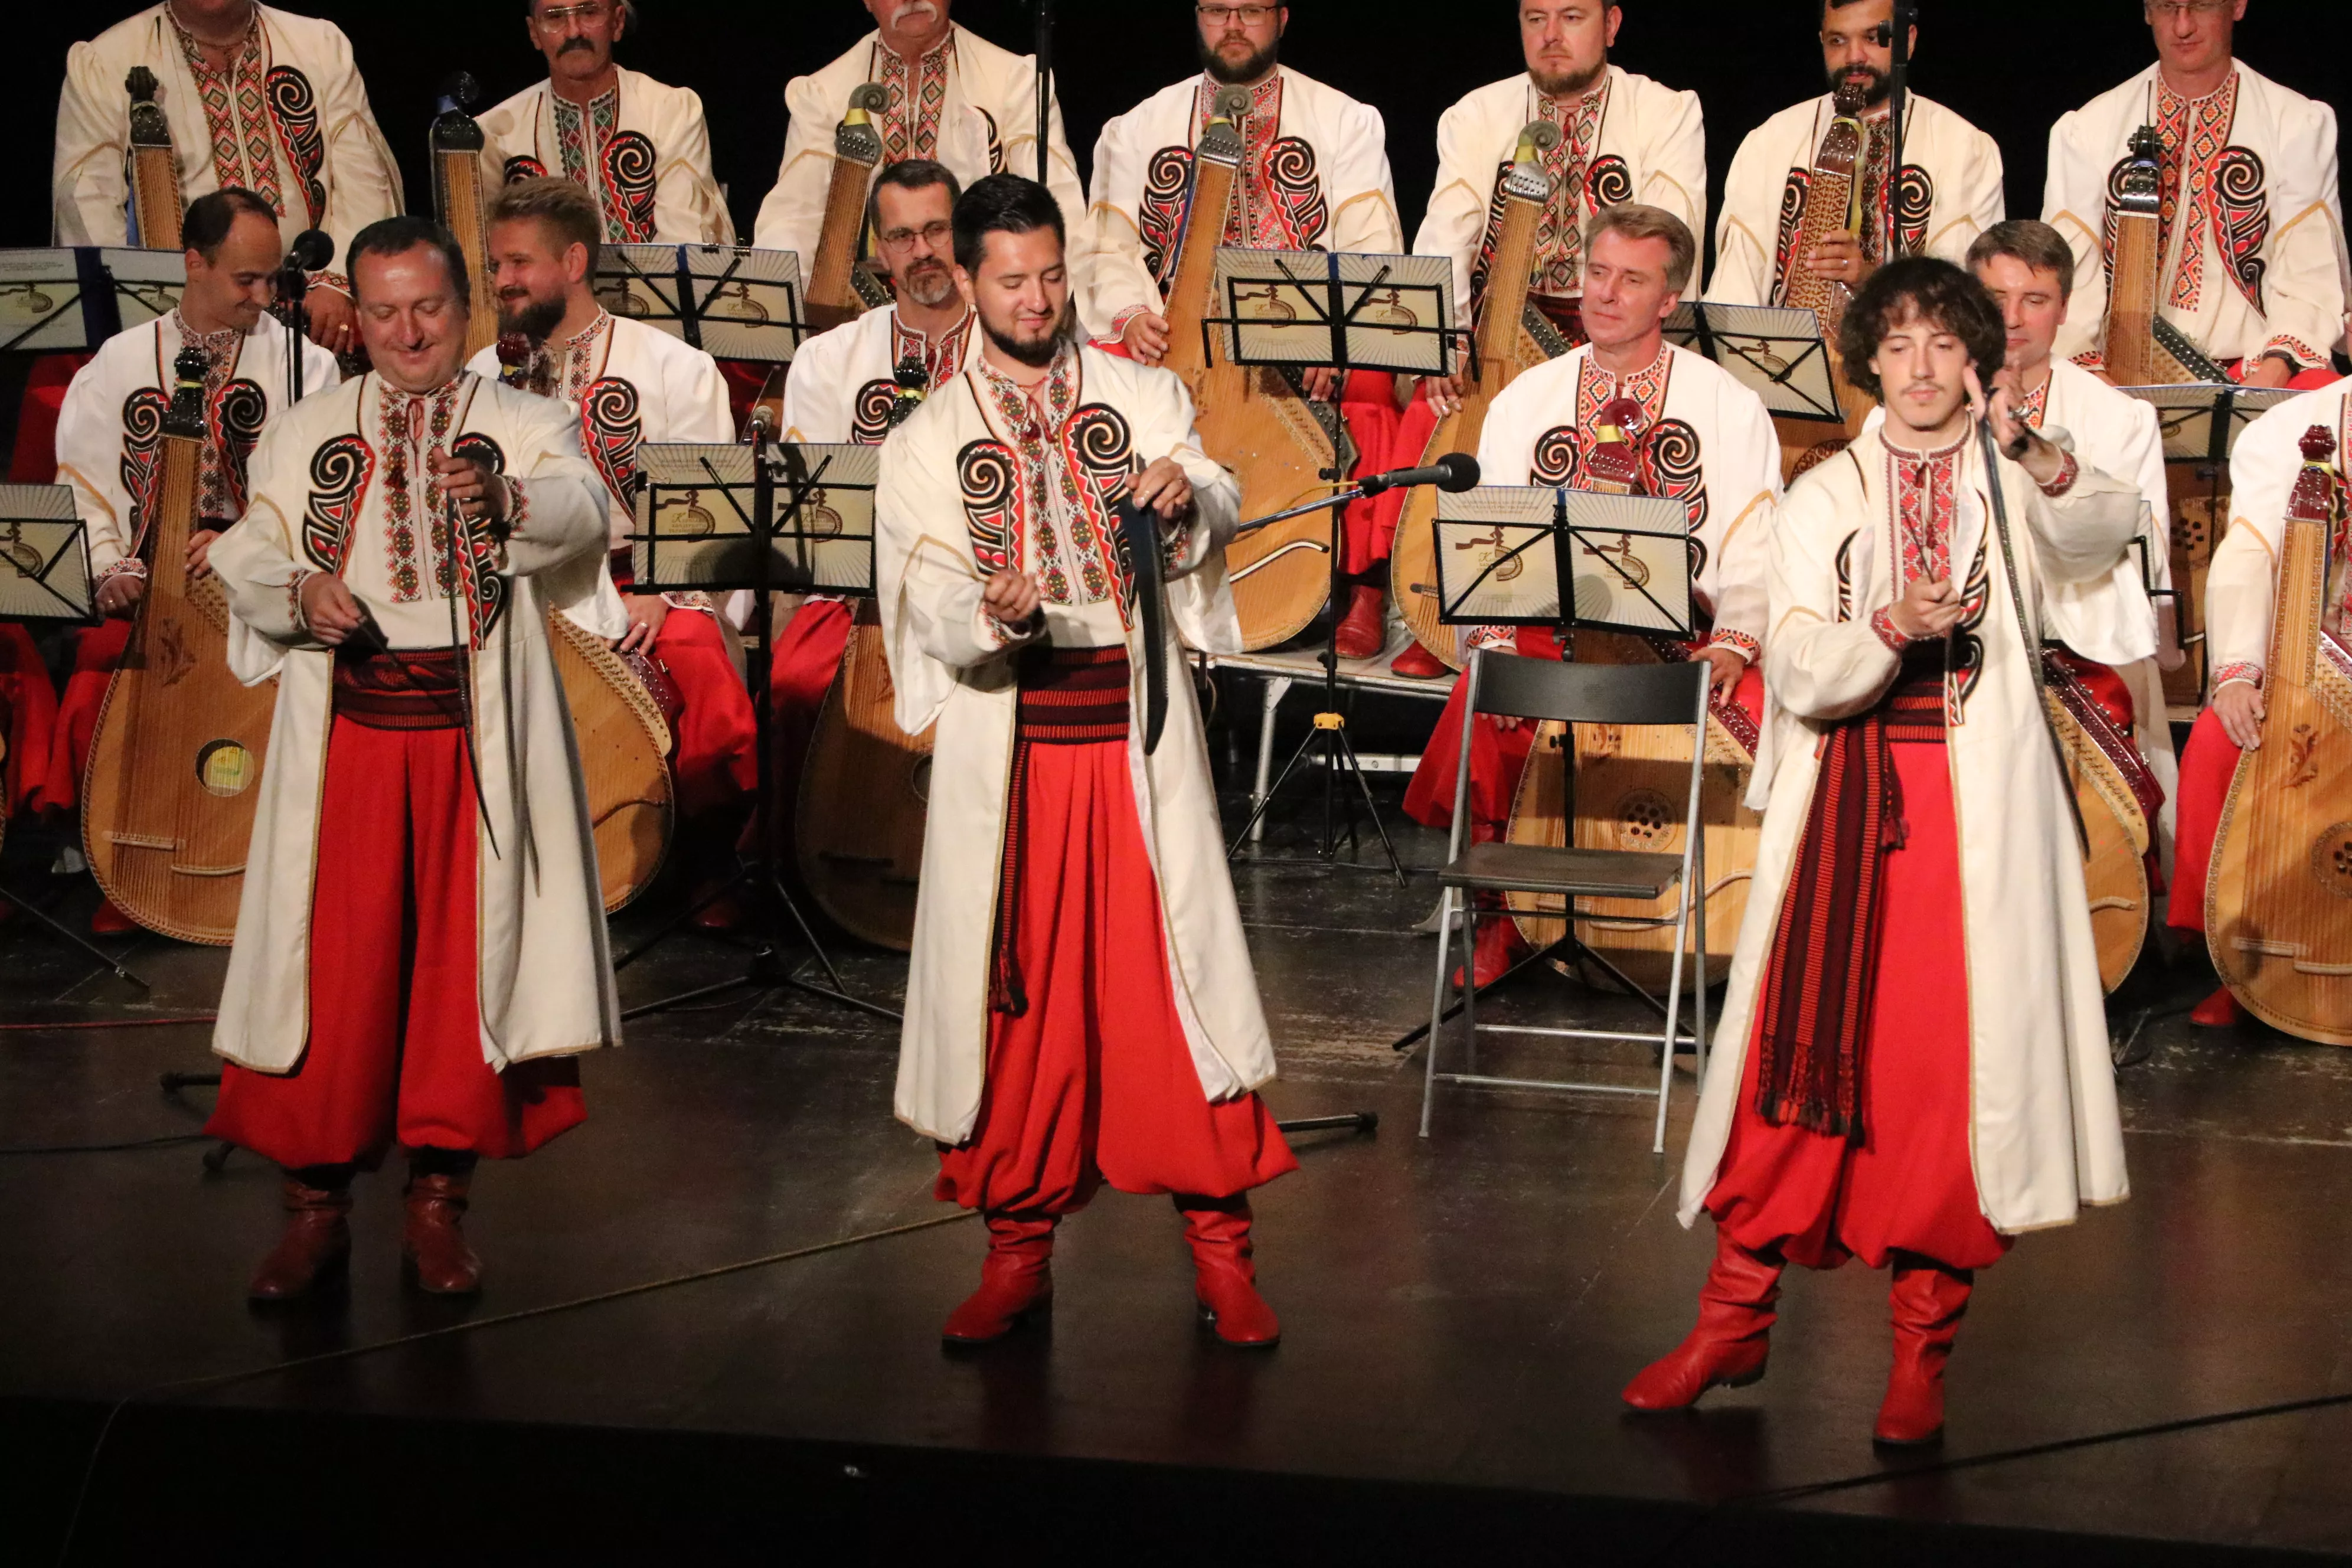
top-left (1082, 0), bottom-right (1405, 661)
top-left (877, 175), bottom-right (1296, 1348)
top-left (463, 177), bottom-right (754, 925)
top-left (767, 160), bottom-right (975, 820)
top-left (203, 215), bottom-right (621, 1304)
top-left (1707, 0), bottom-right (2003, 308)
top-left (753, 1), bottom-right (1090, 310)
top-left (2042, 0), bottom-right (2344, 390)
top-left (478, 0), bottom-right (732, 246)
top-left (1627, 257), bottom-right (2140, 1446)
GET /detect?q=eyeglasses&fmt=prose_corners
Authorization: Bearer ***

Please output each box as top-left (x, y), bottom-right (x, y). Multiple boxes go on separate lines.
top-left (2145, 1), bottom-right (2232, 17)
top-left (878, 220), bottom-right (953, 251)
top-left (1197, 5), bottom-right (1281, 27)
top-left (1821, 23), bottom-right (1895, 48)
top-left (538, 2), bottom-right (613, 25)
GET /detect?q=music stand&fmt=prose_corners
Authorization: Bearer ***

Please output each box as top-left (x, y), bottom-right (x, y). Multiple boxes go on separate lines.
top-left (0, 247), bottom-right (186, 354)
top-left (0, 485), bottom-right (148, 990)
top-left (1212, 249), bottom-right (1456, 883)
top-left (593, 243), bottom-right (808, 365)
top-left (1664, 300), bottom-right (1846, 424)
top-left (614, 439), bottom-right (897, 1024)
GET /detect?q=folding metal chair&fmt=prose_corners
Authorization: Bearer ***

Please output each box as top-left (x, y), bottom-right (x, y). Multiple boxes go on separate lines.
top-left (1419, 651), bottom-right (1712, 1152)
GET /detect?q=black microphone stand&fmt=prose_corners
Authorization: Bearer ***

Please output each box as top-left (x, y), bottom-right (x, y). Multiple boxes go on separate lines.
top-left (1033, 0), bottom-right (1055, 186)
top-left (1885, 1), bottom-right (1917, 262)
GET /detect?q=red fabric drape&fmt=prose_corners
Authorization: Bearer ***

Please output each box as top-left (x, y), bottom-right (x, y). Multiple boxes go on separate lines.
top-left (649, 609), bottom-right (757, 818)
top-left (0, 623), bottom-right (62, 817)
top-left (44, 618), bottom-right (130, 815)
top-left (8, 354), bottom-right (90, 485)
top-left (765, 597), bottom-right (854, 857)
top-left (2168, 707), bottom-right (2237, 936)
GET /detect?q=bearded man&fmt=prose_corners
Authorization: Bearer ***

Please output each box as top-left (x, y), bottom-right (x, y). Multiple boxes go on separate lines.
top-left (479, 0), bottom-right (732, 246)
top-left (877, 174), bottom-right (1295, 1347)
top-left (1707, 0), bottom-right (2003, 308)
top-left (204, 215), bottom-right (621, 1302)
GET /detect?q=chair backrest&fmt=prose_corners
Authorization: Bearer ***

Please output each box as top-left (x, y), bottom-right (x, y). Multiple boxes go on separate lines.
top-left (1468, 650), bottom-right (1709, 728)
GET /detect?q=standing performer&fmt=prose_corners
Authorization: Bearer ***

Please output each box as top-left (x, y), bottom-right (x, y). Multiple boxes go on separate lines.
top-left (2168, 377), bottom-right (2352, 1026)
top-left (1080, 0), bottom-right (1405, 659)
top-left (1625, 258), bottom-right (2138, 1444)
top-left (478, 0), bottom-right (733, 246)
top-left (770, 159), bottom-right (975, 808)
top-left (2042, 0), bottom-right (2344, 388)
top-left (1707, 0), bottom-right (2003, 308)
top-left (205, 217), bottom-right (621, 1302)
top-left (752, 1), bottom-right (1090, 304)
top-left (51, 188), bottom-right (342, 934)
top-left (1401, 205), bottom-right (1781, 985)
top-left (878, 175), bottom-right (1295, 1346)
top-left (52, 0), bottom-right (406, 356)
top-left (467, 177), bottom-right (756, 924)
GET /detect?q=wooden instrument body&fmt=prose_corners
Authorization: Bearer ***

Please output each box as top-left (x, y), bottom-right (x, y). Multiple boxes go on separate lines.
top-left (2103, 126), bottom-right (2201, 390)
top-left (125, 68), bottom-right (184, 251)
top-left (796, 603), bottom-right (935, 950)
top-left (548, 609), bottom-right (673, 913)
top-left (2209, 433), bottom-right (2352, 1043)
top-left (2047, 695), bottom-right (2153, 992)
top-left (1162, 100), bottom-right (1341, 652)
top-left (1390, 136), bottom-right (1555, 668)
top-left (1772, 89), bottom-right (1875, 484)
top-left (83, 357), bottom-right (273, 944)
top-left (807, 85), bottom-right (887, 335)
top-left (2164, 463), bottom-right (2224, 707)
top-left (430, 90), bottom-right (501, 361)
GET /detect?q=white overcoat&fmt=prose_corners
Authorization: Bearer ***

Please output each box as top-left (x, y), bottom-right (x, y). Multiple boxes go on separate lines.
top-left (1680, 424), bottom-right (2137, 1236)
top-left (780, 304), bottom-right (976, 445)
top-left (875, 345), bottom-right (1277, 1144)
top-left (207, 373), bottom-right (622, 1075)
top-left (2206, 381), bottom-right (2352, 690)
top-left (2044, 63), bottom-right (2348, 374)
top-left (1707, 93), bottom-right (2003, 306)
top-left (478, 68), bottom-right (731, 245)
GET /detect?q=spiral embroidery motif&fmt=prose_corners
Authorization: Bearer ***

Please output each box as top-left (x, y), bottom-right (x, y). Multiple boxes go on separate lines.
top-left (1586, 155), bottom-right (1633, 211)
top-left (264, 67), bottom-right (328, 230)
top-left (1644, 417), bottom-right (1708, 533)
top-left (1064, 404), bottom-right (1138, 618)
top-left (2212, 146), bottom-right (2271, 308)
top-left (446, 433), bottom-right (511, 642)
top-left (602, 131), bottom-right (659, 244)
top-left (1262, 136), bottom-right (1329, 250)
top-left (1771, 171), bottom-right (1810, 307)
top-left (119, 388), bottom-right (169, 551)
top-left (1139, 145), bottom-right (1195, 289)
top-left (214, 379), bottom-right (269, 518)
top-left (1531, 424), bottom-right (1582, 487)
top-left (1946, 537), bottom-right (1990, 723)
top-left (301, 433), bottom-right (374, 573)
top-left (580, 378), bottom-right (646, 508)
top-left (1893, 165), bottom-right (1933, 258)
top-left (957, 439), bottom-right (1021, 576)
top-left (504, 155), bottom-right (550, 184)
top-left (851, 379), bottom-right (899, 446)
top-left (1467, 161), bottom-right (1514, 326)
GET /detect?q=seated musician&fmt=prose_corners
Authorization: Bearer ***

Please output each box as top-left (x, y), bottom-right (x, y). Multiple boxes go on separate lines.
top-left (205, 216), bottom-right (621, 1303)
top-left (1707, 0), bottom-right (2003, 307)
top-left (2170, 376), bottom-right (2352, 1026)
top-left (51, 188), bottom-right (342, 935)
top-left (2043, 0), bottom-right (2344, 389)
top-left (478, 0), bottom-right (734, 245)
top-left (1629, 257), bottom-right (2140, 1447)
top-left (466, 177), bottom-right (756, 926)
top-left (1400, 0), bottom-right (1708, 675)
top-left (769, 158), bottom-right (974, 828)
top-left (1079, 0), bottom-right (1407, 661)
top-left (1400, 204), bottom-right (1781, 987)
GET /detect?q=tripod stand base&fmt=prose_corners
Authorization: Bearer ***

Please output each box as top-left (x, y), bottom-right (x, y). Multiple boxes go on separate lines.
top-left (2, 880), bottom-right (151, 990)
top-left (622, 943), bottom-right (902, 1025)
top-left (1275, 1112), bottom-right (1378, 1137)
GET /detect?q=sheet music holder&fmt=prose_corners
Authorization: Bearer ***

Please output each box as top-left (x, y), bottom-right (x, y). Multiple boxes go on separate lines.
top-left (631, 440), bottom-right (877, 598)
top-left (0, 247), bottom-right (187, 354)
top-left (1435, 485), bottom-right (1694, 639)
top-left (0, 484), bottom-right (96, 623)
top-left (593, 243), bottom-right (809, 364)
top-left (1205, 248), bottom-right (1457, 378)
top-left (1664, 300), bottom-right (1844, 424)
top-left (2122, 383), bottom-right (2295, 468)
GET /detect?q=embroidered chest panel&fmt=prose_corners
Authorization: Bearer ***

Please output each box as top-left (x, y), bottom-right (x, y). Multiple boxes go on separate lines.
top-left (1138, 77), bottom-right (1331, 290)
top-left (1770, 117), bottom-right (1930, 305)
top-left (1528, 353), bottom-right (1709, 542)
top-left (851, 313), bottom-right (976, 444)
top-left (2102, 75), bottom-right (2268, 318)
top-left (955, 370), bottom-right (1142, 625)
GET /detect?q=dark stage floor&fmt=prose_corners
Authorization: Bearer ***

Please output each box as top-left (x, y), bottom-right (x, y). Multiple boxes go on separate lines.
top-left (6, 712), bottom-right (2352, 1563)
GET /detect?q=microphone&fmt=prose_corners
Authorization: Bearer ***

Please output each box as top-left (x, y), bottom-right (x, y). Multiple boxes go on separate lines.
top-left (1355, 452), bottom-right (1479, 497)
top-left (285, 230), bottom-right (334, 274)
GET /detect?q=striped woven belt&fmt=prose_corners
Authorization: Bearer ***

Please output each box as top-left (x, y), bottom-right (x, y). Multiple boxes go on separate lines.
top-left (1015, 645), bottom-right (1131, 744)
top-left (332, 647), bottom-right (466, 731)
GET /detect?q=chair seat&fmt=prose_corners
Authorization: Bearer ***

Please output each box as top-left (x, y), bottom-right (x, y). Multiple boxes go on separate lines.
top-left (1438, 839), bottom-right (1684, 899)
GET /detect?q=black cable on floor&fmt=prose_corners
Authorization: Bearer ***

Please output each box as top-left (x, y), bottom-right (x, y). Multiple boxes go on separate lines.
top-left (0, 1133), bottom-right (214, 1157)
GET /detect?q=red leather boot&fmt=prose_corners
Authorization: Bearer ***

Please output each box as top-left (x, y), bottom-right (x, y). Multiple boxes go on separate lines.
top-left (1453, 906), bottom-right (1533, 990)
top-left (247, 1172), bottom-right (353, 1302)
top-left (942, 1211), bottom-right (1056, 1343)
top-left (2190, 986), bottom-right (2243, 1027)
top-left (1876, 1256), bottom-right (1972, 1445)
top-left (1332, 583), bottom-right (1388, 661)
top-left (403, 1166), bottom-right (484, 1296)
top-left (1181, 1195), bottom-right (1280, 1347)
top-left (1622, 1231), bottom-right (1782, 1410)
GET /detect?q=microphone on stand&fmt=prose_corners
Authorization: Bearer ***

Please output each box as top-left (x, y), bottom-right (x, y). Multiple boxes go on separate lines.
top-left (277, 230), bottom-right (336, 404)
top-left (1355, 452), bottom-right (1481, 497)
top-left (285, 229), bottom-right (334, 275)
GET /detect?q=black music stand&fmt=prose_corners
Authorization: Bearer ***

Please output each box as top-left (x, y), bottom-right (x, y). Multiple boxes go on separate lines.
top-left (0, 247), bottom-right (185, 355)
top-left (0, 485), bottom-right (148, 991)
top-left (615, 439), bottom-right (897, 1025)
top-left (1210, 248), bottom-right (1459, 883)
top-left (1664, 300), bottom-right (1846, 424)
top-left (593, 243), bottom-right (809, 364)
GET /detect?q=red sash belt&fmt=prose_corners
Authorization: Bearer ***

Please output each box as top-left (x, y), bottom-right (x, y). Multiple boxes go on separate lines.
top-left (332, 648), bottom-right (466, 731)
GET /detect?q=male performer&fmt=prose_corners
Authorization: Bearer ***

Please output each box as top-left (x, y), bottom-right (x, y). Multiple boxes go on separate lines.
top-left (770, 159), bottom-right (975, 805)
top-left (53, 0), bottom-right (406, 355)
top-left (205, 216), bottom-right (621, 1301)
top-left (51, 188), bottom-right (342, 934)
top-left (479, 0), bottom-right (732, 246)
top-left (1707, 0), bottom-right (2003, 308)
top-left (467, 177), bottom-right (756, 922)
top-left (1401, 205), bottom-right (1780, 986)
top-left (2168, 375), bottom-right (2352, 1025)
top-left (1081, 0), bottom-right (1405, 660)
top-left (1625, 258), bottom-right (2138, 1444)
top-left (878, 175), bottom-right (1295, 1346)
top-left (752, 0), bottom-right (1090, 304)
top-left (2043, 0), bottom-right (2345, 388)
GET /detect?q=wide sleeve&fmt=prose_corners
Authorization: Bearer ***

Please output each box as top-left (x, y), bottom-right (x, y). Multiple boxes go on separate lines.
top-left (1327, 97), bottom-right (1403, 256)
top-left (315, 25), bottom-right (404, 266)
top-left (778, 325), bottom-right (851, 443)
top-left (874, 421), bottom-right (1037, 730)
top-left (1700, 386), bottom-right (1783, 663)
top-left (1413, 96), bottom-right (1494, 317)
top-left (750, 70), bottom-right (831, 258)
top-left (210, 417), bottom-right (322, 652)
top-left (2021, 442), bottom-right (2142, 588)
top-left (1925, 121), bottom-right (2005, 266)
top-left (298, 335), bottom-right (345, 400)
top-left (2253, 97), bottom-right (2346, 372)
top-left (2205, 401), bottom-right (2307, 688)
top-left (53, 355), bottom-right (138, 578)
top-left (501, 399), bottom-right (613, 580)
top-left (52, 40), bottom-right (131, 247)
top-left (2123, 398), bottom-right (2170, 591)
top-left (1763, 469), bottom-right (1901, 721)
top-left (1641, 86), bottom-right (1709, 242)
top-left (1079, 112), bottom-right (1168, 335)
top-left (1704, 126), bottom-right (1781, 305)
top-left (656, 86), bottom-right (732, 244)
top-left (2044, 110), bottom-right (2113, 369)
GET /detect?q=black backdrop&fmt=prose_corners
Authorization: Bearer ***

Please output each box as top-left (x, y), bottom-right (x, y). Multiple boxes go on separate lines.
top-left (6, 2), bottom-right (2348, 274)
